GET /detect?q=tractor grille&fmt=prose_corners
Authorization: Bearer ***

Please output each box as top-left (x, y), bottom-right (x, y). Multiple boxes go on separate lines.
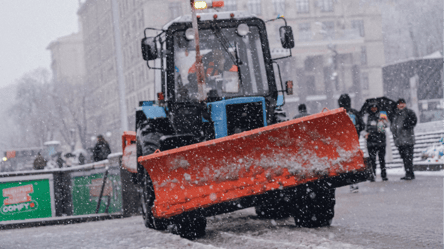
top-left (226, 102), bottom-right (264, 136)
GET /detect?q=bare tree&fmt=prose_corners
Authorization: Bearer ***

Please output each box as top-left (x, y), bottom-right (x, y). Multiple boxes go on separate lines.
top-left (9, 69), bottom-right (91, 151)
top-left (8, 68), bottom-right (58, 148)
top-left (50, 79), bottom-right (90, 150)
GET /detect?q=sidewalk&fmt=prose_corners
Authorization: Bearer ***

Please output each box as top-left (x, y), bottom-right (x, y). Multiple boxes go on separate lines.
top-left (0, 213), bottom-right (125, 230)
top-left (378, 167), bottom-right (444, 177)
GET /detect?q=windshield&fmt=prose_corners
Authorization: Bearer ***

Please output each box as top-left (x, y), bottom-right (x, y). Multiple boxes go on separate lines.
top-left (173, 26), bottom-right (269, 101)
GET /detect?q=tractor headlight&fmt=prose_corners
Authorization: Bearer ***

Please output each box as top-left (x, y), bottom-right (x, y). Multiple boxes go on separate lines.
top-left (237, 24), bottom-right (249, 36)
top-left (185, 28), bottom-right (195, 40)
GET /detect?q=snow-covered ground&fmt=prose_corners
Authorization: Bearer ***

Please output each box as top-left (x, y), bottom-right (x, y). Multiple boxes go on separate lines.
top-left (380, 167), bottom-right (444, 177)
top-left (0, 170), bottom-right (441, 249)
top-left (0, 214), bottom-right (366, 249)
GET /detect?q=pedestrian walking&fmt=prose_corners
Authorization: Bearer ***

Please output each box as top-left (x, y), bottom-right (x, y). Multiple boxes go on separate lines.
top-left (293, 104), bottom-right (310, 119)
top-left (364, 103), bottom-right (388, 181)
top-left (390, 99), bottom-right (417, 180)
top-left (33, 152), bottom-right (47, 170)
top-left (93, 135), bottom-right (112, 162)
top-left (338, 94), bottom-right (364, 192)
top-left (56, 152), bottom-right (65, 168)
top-left (78, 153), bottom-right (85, 165)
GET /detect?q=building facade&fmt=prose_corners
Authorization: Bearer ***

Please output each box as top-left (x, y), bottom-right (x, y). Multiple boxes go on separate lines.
top-left (47, 32), bottom-right (86, 84)
top-left (77, 0), bottom-right (385, 150)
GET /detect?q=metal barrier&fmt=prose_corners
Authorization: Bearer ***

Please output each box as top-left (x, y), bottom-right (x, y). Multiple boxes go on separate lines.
top-left (359, 130), bottom-right (444, 170)
top-left (0, 153), bottom-right (140, 223)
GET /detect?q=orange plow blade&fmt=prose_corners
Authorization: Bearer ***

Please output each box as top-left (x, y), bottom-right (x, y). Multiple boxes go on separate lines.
top-left (139, 108), bottom-right (365, 218)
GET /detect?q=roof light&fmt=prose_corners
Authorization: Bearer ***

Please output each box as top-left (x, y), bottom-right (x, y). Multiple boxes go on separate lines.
top-left (194, 1), bottom-right (207, 9)
top-left (185, 28), bottom-right (195, 40)
top-left (237, 24), bottom-right (249, 36)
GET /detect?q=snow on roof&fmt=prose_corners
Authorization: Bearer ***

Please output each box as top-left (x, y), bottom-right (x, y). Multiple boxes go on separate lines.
top-left (43, 141), bottom-right (61, 146)
top-left (384, 51), bottom-right (443, 67)
top-left (423, 51), bottom-right (442, 59)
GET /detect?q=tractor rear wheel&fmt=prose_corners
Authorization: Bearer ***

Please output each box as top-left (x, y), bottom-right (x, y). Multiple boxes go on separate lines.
top-left (293, 186), bottom-right (335, 228)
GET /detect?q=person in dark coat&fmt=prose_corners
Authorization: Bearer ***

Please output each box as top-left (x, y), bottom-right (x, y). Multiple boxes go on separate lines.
top-left (338, 94), bottom-right (365, 137)
top-left (293, 104), bottom-right (310, 119)
top-left (364, 103), bottom-right (388, 181)
top-left (33, 152), bottom-right (47, 170)
top-left (390, 99), bottom-right (417, 180)
top-left (93, 135), bottom-right (112, 162)
top-left (56, 152), bottom-right (65, 168)
top-left (338, 94), bottom-right (364, 192)
top-left (78, 153), bottom-right (85, 165)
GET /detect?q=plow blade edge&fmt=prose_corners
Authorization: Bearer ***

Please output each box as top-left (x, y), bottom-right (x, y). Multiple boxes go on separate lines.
top-left (139, 108), bottom-right (365, 218)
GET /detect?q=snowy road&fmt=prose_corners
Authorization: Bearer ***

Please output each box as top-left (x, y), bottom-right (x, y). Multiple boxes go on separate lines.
top-left (0, 172), bottom-right (442, 249)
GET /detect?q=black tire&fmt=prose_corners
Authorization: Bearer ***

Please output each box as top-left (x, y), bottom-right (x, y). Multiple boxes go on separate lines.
top-left (140, 171), bottom-right (169, 230)
top-left (176, 212), bottom-right (206, 239)
top-left (138, 131), bottom-right (169, 230)
top-left (293, 186), bottom-right (335, 228)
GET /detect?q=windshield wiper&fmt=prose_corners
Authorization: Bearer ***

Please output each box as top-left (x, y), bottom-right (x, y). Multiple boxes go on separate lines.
top-left (211, 25), bottom-right (243, 66)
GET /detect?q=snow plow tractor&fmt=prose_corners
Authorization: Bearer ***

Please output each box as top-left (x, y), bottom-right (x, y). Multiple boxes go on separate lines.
top-left (122, 4), bottom-right (370, 239)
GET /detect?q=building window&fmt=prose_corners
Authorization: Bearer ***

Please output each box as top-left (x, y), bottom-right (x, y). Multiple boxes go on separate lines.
top-left (361, 46), bottom-right (367, 66)
top-left (322, 21), bottom-right (335, 40)
top-left (361, 72), bottom-right (369, 90)
top-left (306, 75), bottom-right (316, 95)
top-left (351, 20), bottom-right (365, 37)
top-left (225, 0), bottom-right (237, 11)
top-left (248, 0), bottom-right (261, 15)
top-left (272, 0), bottom-right (285, 15)
top-left (298, 23), bottom-right (312, 41)
top-left (296, 0), bottom-right (309, 13)
top-left (169, 2), bottom-right (182, 19)
top-left (319, 0), bottom-right (333, 12)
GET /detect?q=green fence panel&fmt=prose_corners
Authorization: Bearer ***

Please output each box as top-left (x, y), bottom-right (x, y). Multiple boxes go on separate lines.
top-left (71, 168), bottom-right (122, 216)
top-left (0, 174), bottom-right (55, 221)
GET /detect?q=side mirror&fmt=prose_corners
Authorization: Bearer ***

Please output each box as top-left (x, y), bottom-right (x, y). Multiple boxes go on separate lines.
top-left (141, 37), bottom-right (158, 61)
top-left (285, 80), bottom-right (293, 95)
top-left (279, 26), bottom-right (295, 49)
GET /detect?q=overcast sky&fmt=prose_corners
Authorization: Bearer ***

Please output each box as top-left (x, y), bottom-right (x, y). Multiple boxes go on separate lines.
top-left (0, 1), bottom-right (80, 88)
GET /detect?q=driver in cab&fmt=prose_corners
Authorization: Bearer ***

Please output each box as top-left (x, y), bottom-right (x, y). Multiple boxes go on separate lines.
top-left (178, 48), bottom-right (237, 100)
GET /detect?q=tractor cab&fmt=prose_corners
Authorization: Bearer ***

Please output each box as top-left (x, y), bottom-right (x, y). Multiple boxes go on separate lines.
top-left (140, 12), bottom-right (294, 142)
top-left (172, 16), bottom-right (271, 104)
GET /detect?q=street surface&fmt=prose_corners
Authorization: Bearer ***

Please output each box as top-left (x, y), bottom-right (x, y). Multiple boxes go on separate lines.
top-left (0, 172), bottom-right (442, 249)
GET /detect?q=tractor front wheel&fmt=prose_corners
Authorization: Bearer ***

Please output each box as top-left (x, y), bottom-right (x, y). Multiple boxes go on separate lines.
top-left (140, 170), bottom-right (169, 230)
